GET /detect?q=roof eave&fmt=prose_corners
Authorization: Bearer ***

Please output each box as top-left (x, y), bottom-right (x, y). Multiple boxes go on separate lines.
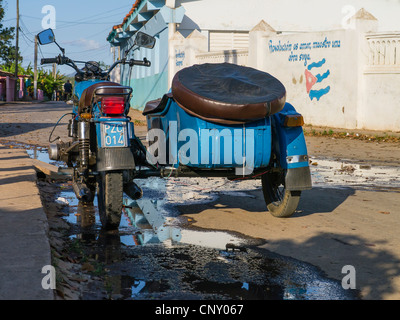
top-left (107, 0), bottom-right (164, 45)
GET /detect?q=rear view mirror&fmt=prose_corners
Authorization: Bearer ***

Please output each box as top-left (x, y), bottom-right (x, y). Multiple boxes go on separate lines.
top-left (134, 32), bottom-right (156, 49)
top-left (37, 28), bottom-right (55, 45)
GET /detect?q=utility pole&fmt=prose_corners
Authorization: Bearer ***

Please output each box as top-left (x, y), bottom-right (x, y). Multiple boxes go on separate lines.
top-left (52, 63), bottom-right (56, 101)
top-left (34, 35), bottom-right (38, 100)
top-left (14, 0), bottom-right (19, 101)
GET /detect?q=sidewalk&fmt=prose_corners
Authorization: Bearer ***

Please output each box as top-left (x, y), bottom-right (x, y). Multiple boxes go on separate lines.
top-left (0, 144), bottom-right (54, 300)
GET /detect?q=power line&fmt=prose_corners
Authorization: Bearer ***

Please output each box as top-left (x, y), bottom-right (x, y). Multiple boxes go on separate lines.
top-left (19, 17), bottom-right (35, 37)
top-left (37, 44), bottom-right (45, 59)
top-left (79, 25), bottom-right (117, 41)
top-left (19, 28), bottom-right (34, 47)
top-left (37, 43), bottom-right (110, 56)
top-left (21, 14), bottom-right (120, 25)
top-left (68, 44), bottom-right (110, 55)
top-left (12, 3), bottom-right (130, 70)
top-left (19, 25), bottom-right (35, 44)
top-left (19, 16), bottom-right (112, 57)
top-left (59, 4), bottom-right (133, 23)
top-left (18, 10), bottom-right (129, 35)
top-left (20, 4), bottom-right (132, 28)
top-left (2, 18), bottom-right (16, 22)
top-left (4, 3), bottom-right (132, 34)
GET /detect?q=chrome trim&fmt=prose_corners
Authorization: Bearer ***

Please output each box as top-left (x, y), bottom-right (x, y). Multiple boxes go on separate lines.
top-left (93, 86), bottom-right (133, 96)
top-left (286, 155), bottom-right (309, 164)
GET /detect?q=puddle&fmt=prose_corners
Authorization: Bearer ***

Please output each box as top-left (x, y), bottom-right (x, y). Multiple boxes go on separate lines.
top-left (26, 147), bottom-right (54, 164)
top-left (178, 229), bottom-right (243, 250)
top-left (309, 156), bottom-right (400, 191)
top-left (0, 141), bottom-right (48, 161)
top-left (1, 141), bottom-right (66, 168)
top-left (54, 184), bottom-right (357, 300)
top-left (78, 240), bottom-right (358, 300)
top-left (59, 182), bottom-right (245, 249)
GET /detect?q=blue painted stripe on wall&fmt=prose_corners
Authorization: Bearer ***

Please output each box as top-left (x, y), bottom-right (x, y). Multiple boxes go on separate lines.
top-left (307, 58), bottom-right (326, 70)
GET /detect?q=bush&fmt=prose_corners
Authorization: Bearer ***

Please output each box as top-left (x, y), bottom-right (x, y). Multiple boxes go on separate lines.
top-left (0, 62), bottom-right (65, 100)
top-left (37, 69), bottom-right (65, 100)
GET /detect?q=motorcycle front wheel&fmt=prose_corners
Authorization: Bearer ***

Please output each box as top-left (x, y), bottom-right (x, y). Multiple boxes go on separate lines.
top-left (261, 170), bottom-right (300, 218)
top-left (97, 171), bottom-right (123, 229)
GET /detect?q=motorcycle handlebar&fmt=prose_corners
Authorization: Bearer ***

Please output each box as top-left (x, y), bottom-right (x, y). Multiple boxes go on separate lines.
top-left (105, 58), bottom-right (151, 77)
top-left (41, 57), bottom-right (59, 65)
top-left (41, 55), bottom-right (72, 65)
top-left (127, 58), bottom-right (151, 67)
top-left (40, 55), bottom-right (82, 74)
top-left (40, 55), bottom-right (151, 77)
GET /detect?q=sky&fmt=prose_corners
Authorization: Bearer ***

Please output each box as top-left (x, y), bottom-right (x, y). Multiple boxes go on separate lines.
top-left (3, 0), bottom-right (400, 75)
top-left (2, 0), bottom-right (135, 74)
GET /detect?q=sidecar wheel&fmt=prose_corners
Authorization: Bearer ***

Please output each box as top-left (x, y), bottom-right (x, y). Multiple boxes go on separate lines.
top-left (97, 171), bottom-right (123, 229)
top-left (261, 170), bottom-right (300, 218)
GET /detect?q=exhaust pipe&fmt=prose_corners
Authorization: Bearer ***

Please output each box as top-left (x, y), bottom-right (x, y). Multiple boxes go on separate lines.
top-left (48, 143), bottom-right (60, 161)
top-left (124, 181), bottom-right (143, 200)
top-left (72, 180), bottom-right (93, 203)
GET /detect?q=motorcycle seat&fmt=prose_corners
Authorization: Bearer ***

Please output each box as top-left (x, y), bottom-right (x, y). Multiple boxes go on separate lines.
top-left (143, 93), bottom-right (172, 116)
top-left (78, 81), bottom-right (125, 113)
top-left (171, 63), bottom-right (286, 124)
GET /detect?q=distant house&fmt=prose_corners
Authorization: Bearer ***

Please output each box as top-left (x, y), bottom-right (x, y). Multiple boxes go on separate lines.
top-left (0, 70), bottom-right (33, 102)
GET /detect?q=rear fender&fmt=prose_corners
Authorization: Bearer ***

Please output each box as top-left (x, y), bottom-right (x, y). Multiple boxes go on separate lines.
top-left (272, 103), bottom-right (312, 190)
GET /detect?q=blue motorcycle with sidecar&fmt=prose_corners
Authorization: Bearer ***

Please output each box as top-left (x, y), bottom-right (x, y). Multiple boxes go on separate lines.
top-left (37, 28), bottom-right (311, 230)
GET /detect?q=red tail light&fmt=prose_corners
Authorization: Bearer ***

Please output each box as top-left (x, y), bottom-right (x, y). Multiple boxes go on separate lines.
top-left (101, 96), bottom-right (125, 115)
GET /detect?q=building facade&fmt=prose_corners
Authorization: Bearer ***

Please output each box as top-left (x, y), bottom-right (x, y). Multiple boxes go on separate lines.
top-left (107, 0), bottom-right (400, 131)
top-left (0, 71), bottom-right (34, 102)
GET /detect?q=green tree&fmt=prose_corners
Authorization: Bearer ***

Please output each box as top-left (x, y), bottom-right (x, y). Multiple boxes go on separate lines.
top-left (1, 61), bottom-right (31, 75)
top-left (0, 0), bottom-right (22, 68)
top-left (98, 61), bottom-right (110, 71)
top-left (37, 68), bottom-right (65, 100)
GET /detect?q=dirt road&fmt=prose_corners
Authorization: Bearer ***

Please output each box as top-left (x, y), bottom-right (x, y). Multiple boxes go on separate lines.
top-left (1, 101), bottom-right (399, 299)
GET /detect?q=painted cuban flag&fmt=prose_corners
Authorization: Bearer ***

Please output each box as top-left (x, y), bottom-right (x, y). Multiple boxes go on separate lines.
top-left (304, 58), bottom-right (330, 101)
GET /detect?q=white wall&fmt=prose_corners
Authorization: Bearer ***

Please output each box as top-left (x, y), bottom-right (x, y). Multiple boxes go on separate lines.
top-left (169, 6), bottom-right (400, 131)
top-left (361, 73), bottom-right (400, 130)
top-left (247, 22), bottom-right (366, 129)
top-left (246, 12), bottom-right (400, 131)
top-left (360, 33), bottom-right (400, 130)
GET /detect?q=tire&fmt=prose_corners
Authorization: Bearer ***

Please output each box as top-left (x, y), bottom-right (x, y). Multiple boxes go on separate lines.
top-left (97, 171), bottom-right (123, 230)
top-left (261, 170), bottom-right (301, 218)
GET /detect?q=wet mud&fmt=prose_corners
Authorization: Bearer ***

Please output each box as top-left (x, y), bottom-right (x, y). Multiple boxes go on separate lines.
top-left (26, 148), bottom-right (357, 300)
top-left (40, 178), bottom-right (358, 300)
top-left (0, 141), bottom-right (359, 300)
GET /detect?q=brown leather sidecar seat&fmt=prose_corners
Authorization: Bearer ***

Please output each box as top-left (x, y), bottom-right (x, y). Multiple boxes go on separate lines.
top-left (170, 63), bottom-right (286, 125)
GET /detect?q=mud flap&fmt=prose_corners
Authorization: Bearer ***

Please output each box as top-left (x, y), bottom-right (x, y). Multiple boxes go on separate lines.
top-left (96, 147), bottom-right (136, 171)
top-left (285, 166), bottom-right (312, 191)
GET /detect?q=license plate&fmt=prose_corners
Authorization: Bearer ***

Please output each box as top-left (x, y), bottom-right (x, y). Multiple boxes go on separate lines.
top-left (101, 122), bottom-right (127, 147)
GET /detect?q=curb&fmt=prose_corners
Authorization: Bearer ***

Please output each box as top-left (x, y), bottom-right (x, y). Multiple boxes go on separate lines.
top-left (0, 144), bottom-right (55, 299)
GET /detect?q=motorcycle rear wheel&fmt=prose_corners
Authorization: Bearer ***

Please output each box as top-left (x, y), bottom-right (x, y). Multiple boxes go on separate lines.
top-left (261, 170), bottom-right (300, 218)
top-left (97, 171), bottom-right (123, 229)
